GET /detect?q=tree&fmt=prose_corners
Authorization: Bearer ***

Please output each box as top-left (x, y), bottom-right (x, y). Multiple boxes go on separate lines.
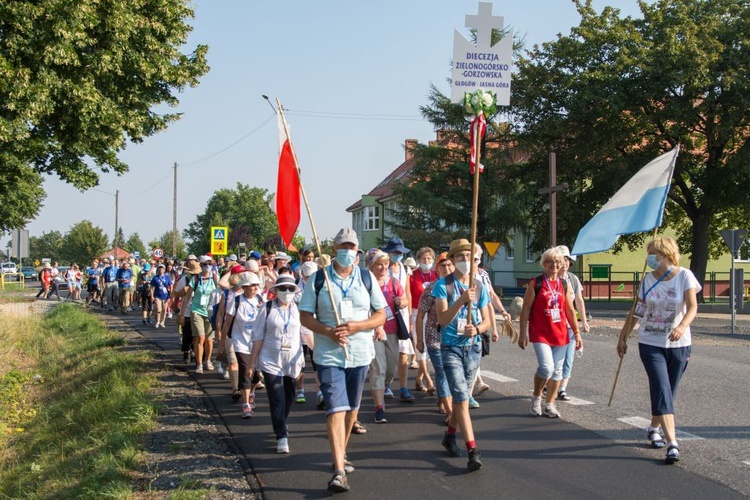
top-left (29, 230), bottom-right (64, 263)
top-left (112, 227), bottom-right (125, 250)
top-left (0, 0), bottom-right (209, 230)
top-left (0, 165), bottom-right (46, 233)
top-left (510, 0), bottom-right (750, 300)
top-left (125, 232), bottom-right (146, 259)
top-left (59, 221), bottom-right (108, 265)
top-left (390, 86), bottom-right (531, 252)
top-left (183, 184), bottom-right (279, 255)
top-left (148, 230), bottom-right (187, 260)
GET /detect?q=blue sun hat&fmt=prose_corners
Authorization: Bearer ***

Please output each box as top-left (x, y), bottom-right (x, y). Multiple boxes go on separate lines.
top-left (382, 237), bottom-right (410, 255)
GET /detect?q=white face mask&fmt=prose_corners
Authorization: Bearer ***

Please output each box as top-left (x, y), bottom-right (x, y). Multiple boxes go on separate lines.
top-left (454, 261), bottom-right (470, 275)
top-left (419, 263), bottom-right (433, 272)
top-left (276, 290), bottom-right (296, 304)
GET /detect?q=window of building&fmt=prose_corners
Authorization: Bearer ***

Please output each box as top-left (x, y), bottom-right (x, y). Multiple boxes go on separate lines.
top-left (364, 206), bottom-right (380, 231)
top-left (351, 210), bottom-right (364, 236)
top-left (506, 244), bottom-right (514, 260)
top-left (526, 234), bottom-right (537, 263)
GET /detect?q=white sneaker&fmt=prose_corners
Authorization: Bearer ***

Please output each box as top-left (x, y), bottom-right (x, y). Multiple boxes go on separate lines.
top-left (223, 370), bottom-right (230, 380)
top-left (205, 361), bottom-right (215, 371)
top-left (530, 396), bottom-right (543, 416)
top-left (544, 403), bottom-right (561, 418)
top-left (216, 363), bottom-right (224, 375)
top-left (276, 437), bottom-right (289, 454)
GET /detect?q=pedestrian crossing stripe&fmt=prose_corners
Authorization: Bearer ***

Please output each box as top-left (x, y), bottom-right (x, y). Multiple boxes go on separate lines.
top-left (617, 416), bottom-right (704, 440)
top-left (481, 370), bottom-right (518, 383)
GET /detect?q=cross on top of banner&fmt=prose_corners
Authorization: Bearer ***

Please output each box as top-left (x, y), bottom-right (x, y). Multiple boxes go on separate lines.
top-left (465, 2), bottom-right (505, 50)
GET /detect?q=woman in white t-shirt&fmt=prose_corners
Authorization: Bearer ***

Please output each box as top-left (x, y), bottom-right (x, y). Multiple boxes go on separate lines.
top-left (224, 272), bottom-right (264, 419)
top-left (617, 237), bottom-right (700, 465)
top-left (249, 274), bottom-right (304, 454)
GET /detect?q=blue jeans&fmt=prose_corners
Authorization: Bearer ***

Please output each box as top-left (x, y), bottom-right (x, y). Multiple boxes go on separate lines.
top-left (262, 372), bottom-right (296, 439)
top-left (441, 341), bottom-right (482, 403)
top-left (317, 364), bottom-right (369, 416)
top-left (562, 328), bottom-right (575, 379)
top-left (638, 343), bottom-right (691, 416)
top-left (532, 342), bottom-right (567, 381)
top-left (427, 346), bottom-right (451, 399)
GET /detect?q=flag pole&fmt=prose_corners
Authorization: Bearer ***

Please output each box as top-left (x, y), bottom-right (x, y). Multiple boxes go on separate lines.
top-left (276, 99), bottom-right (346, 351)
top-left (467, 116), bottom-right (482, 321)
top-left (608, 226), bottom-right (659, 406)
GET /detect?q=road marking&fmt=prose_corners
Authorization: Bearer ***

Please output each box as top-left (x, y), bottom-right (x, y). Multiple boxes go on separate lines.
top-left (481, 370), bottom-right (518, 383)
top-left (618, 416), bottom-right (704, 440)
top-left (564, 396), bottom-right (595, 406)
top-left (743, 461), bottom-right (750, 467)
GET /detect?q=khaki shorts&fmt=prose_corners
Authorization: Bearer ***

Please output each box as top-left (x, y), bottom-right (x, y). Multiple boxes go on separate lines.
top-left (224, 336), bottom-right (237, 364)
top-left (190, 312), bottom-right (215, 339)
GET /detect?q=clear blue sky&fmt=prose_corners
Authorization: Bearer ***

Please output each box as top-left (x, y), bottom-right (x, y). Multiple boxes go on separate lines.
top-left (20, 0), bottom-right (646, 253)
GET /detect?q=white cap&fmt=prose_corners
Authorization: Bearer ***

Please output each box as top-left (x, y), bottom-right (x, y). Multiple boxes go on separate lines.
top-left (199, 255), bottom-right (212, 264)
top-left (238, 272), bottom-right (261, 287)
top-left (558, 245), bottom-right (577, 262)
top-left (300, 261), bottom-right (318, 277)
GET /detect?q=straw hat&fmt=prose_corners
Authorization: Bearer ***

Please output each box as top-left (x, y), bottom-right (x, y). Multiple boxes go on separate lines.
top-left (448, 238), bottom-right (472, 258)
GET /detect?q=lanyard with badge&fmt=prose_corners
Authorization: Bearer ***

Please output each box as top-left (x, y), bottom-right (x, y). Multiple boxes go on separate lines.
top-left (543, 275), bottom-right (562, 323)
top-left (241, 295), bottom-right (258, 336)
top-left (381, 279), bottom-right (395, 321)
top-left (277, 302), bottom-right (293, 351)
top-left (454, 280), bottom-right (471, 335)
top-left (634, 266), bottom-right (673, 319)
top-left (420, 270), bottom-right (435, 289)
top-left (197, 276), bottom-right (211, 307)
top-left (330, 266), bottom-right (355, 321)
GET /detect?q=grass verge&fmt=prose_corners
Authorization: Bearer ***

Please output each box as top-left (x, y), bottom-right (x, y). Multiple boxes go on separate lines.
top-left (0, 303), bottom-right (158, 498)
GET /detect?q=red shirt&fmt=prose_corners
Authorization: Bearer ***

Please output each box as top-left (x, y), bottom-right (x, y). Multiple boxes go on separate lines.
top-left (528, 276), bottom-right (569, 346)
top-left (380, 276), bottom-right (405, 334)
top-left (410, 269), bottom-right (439, 309)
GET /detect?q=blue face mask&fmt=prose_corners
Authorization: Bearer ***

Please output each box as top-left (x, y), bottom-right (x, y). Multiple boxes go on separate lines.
top-left (391, 253), bottom-right (403, 263)
top-left (646, 254), bottom-right (660, 270)
top-left (336, 249), bottom-right (357, 268)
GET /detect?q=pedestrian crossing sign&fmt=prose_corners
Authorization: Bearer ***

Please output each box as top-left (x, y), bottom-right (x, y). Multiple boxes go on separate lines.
top-left (210, 226), bottom-right (229, 256)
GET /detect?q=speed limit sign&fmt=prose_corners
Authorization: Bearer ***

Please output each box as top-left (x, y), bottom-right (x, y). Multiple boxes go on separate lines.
top-left (152, 248), bottom-right (164, 259)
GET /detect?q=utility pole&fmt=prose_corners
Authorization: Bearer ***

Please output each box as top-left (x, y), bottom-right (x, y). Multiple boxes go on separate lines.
top-left (173, 162), bottom-right (178, 256)
top-left (114, 189), bottom-right (119, 249)
top-left (538, 152), bottom-right (568, 247)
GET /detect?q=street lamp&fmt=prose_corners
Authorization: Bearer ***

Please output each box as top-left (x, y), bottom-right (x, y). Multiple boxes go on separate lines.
top-left (262, 95), bottom-right (277, 114)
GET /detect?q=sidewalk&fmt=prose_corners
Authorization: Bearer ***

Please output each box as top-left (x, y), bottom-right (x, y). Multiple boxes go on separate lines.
top-left (113, 311), bottom-right (746, 500)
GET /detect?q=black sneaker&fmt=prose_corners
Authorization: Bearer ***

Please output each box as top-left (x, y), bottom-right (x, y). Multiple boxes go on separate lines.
top-left (557, 389), bottom-right (571, 401)
top-left (442, 433), bottom-right (461, 457)
top-left (467, 448), bottom-right (483, 471)
top-left (327, 471), bottom-right (350, 493)
top-left (374, 408), bottom-right (387, 423)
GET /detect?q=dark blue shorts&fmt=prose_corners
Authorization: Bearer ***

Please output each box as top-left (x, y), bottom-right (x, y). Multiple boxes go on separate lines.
top-left (317, 364), bottom-right (369, 416)
top-left (638, 343), bottom-right (691, 416)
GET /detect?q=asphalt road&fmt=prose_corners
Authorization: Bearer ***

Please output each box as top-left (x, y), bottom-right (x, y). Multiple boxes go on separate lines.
top-left (91, 303), bottom-right (750, 499)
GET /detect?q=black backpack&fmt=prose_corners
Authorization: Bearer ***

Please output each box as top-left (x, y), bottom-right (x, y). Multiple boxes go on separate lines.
top-left (532, 274), bottom-right (568, 298)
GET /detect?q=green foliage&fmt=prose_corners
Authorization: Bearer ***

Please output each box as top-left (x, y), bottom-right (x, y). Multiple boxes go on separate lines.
top-left (60, 220), bottom-right (108, 265)
top-left (511, 0), bottom-right (750, 296)
top-left (391, 85), bottom-right (531, 252)
top-left (0, 165), bottom-right (46, 233)
top-left (125, 232), bottom-right (146, 258)
top-left (148, 229), bottom-right (187, 260)
top-left (0, 304), bottom-right (157, 498)
top-left (29, 230), bottom-right (64, 263)
top-left (184, 183), bottom-right (279, 255)
top-left (112, 227), bottom-right (125, 250)
top-left (0, 0), bottom-right (209, 232)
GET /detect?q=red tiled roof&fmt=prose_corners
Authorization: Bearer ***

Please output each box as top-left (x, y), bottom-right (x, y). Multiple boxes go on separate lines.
top-left (99, 247), bottom-right (130, 260)
top-left (346, 157), bottom-right (415, 212)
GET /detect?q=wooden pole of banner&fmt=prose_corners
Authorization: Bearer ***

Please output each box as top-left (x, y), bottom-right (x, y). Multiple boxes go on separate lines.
top-left (276, 99), bottom-right (346, 353)
top-left (467, 117), bottom-right (482, 321)
top-left (608, 227), bottom-right (659, 406)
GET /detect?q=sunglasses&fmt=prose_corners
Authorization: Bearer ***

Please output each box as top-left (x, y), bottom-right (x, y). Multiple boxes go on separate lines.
top-left (277, 286), bottom-right (295, 292)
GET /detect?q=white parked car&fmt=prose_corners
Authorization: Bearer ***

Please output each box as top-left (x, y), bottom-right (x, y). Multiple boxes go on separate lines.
top-left (1, 262), bottom-right (19, 280)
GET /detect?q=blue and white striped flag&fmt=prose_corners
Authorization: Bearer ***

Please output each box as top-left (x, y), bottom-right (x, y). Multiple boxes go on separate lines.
top-left (571, 147), bottom-right (679, 256)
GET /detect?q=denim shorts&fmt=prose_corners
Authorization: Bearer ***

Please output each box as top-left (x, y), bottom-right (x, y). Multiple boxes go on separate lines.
top-left (317, 364), bottom-right (369, 416)
top-left (427, 346), bottom-right (451, 399)
top-left (441, 340), bottom-right (482, 403)
top-left (532, 342), bottom-right (567, 381)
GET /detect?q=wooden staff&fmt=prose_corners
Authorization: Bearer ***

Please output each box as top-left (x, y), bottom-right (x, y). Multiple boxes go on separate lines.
top-left (467, 115), bottom-right (482, 321)
top-left (276, 99), bottom-right (347, 357)
top-left (608, 227), bottom-right (658, 406)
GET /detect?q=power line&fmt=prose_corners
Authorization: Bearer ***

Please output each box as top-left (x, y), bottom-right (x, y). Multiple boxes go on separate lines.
top-left (179, 113), bottom-right (276, 167)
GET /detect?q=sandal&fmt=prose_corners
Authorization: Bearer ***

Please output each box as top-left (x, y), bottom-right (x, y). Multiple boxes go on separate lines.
top-left (665, 445), bottom-right (680, 464)
top-left (415, 381), bottom-right (429, 392)
top-left (648, 428), bottom-right (665, 449)
top-left (437, 400), bottom-right (447, 414)
top-left (231, 390), bottom-right (241, 402)
top-left (426, 386), bottom-right (436, 396)
top-left (352, 420), bottom-right (367, 435)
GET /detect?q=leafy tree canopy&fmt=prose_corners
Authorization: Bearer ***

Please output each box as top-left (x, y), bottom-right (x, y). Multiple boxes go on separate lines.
top-left (124, 232), bottom-right (146, 259)
top-left (59, 220), bottom-right (108, 265)
top-left (511, 0), bottom-right (750, 298)
top-left (0, 0), bottom-right (209, 230)
top-left (148, 229), bottom-right (187, 260)
top-left (29, 230), bottom-right (63, 263)
top-left (184, 184), bottom-right (279, 255)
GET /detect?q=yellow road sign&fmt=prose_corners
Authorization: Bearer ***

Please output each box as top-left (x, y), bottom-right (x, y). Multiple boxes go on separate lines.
top-left (483, 242), bottom-right (501, 258)
top-left (210, 226), bottom-right (229, 255)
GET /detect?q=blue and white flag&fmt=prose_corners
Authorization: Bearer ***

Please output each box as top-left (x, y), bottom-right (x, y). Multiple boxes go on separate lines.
top-left (571, 147), bottom-right (679, 256)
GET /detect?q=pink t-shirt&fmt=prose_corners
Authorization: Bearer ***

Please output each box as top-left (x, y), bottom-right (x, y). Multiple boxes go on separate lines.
top-left (379, 276), bottom-right (405, 334)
